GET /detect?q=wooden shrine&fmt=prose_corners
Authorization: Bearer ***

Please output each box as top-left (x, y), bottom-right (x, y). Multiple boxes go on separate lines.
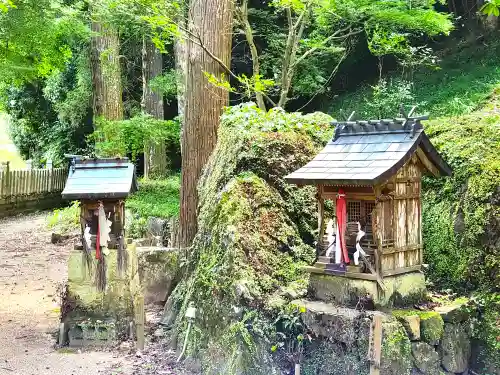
top-left (60, 157), bottom-right (141, 347)
top-left (62, 157), bottom-right (138, 275)
top-left (285, 111), bottom-right (452, 306)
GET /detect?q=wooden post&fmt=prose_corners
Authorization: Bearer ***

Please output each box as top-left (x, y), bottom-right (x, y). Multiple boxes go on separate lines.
top-left (135, 295), bottom-right (145, 350)
top-left (1, 161), bottom-right (11, 198)
top-left (47, 159), bottom-right (54, 192)
top-left (369, 314), bottom-right (383, 375)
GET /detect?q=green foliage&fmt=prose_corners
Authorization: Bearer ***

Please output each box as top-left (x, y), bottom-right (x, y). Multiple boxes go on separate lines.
top-left (1, 1), bottom-right (92, 166)
top-left (46, 201), bottom-right (80, 234)
top-left (331, 40), bottom-right (500, 118)
top-left (91, 114), bottom-right (180, 162)
top-left (471, 292), bottom-right (500, 368)
top-left (422, 108), bottom-right (500, 291)
top-left (481, 0), bottom-right (500, 16)
top-left (127, 175), bottom-right (180, 219)
top-left (148, 69), bottom-right (177, 100)
top-left (364, 78), bottom-right (417, 118)
top-left (0, 0), bottom-right (88, 85)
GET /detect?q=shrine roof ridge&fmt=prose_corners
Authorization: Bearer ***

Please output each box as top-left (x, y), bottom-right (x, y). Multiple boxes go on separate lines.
top-left (285, 111), bottom-right (451, 187)
top-left (331, 116), bottom-right (427, 140)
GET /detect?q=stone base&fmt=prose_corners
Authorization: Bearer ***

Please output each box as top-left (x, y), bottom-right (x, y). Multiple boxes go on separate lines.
top-left (67, 318), bottom-right (118, 347)
top-left (63, 241), bottom-right (142, 346)
top-left (137, 246), bottom-right (179, 304)
top-left (308, 271), bottom-right (426, 307)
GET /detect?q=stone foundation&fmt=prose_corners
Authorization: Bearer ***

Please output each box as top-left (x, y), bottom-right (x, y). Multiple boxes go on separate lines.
top-left (308, 271), bottom-right (426, 307)
top-left (137, 247), bottom-right (179, 305)
top-left (295, 299), bottom-right (473, 375)
top-left (63, 242), bottom-right (142, 347)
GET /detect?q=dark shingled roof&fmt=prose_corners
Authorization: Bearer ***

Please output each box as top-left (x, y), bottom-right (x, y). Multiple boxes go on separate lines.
top-left (285, 118), bottom-right (452, 186)
top-left (62, 157), bottom-right (138, 200)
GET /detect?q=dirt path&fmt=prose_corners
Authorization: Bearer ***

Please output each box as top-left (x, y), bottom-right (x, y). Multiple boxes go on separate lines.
top-left (0, 213), bottom-right (128, 375)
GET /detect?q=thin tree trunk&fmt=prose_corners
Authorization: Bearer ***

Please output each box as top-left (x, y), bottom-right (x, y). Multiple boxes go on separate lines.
top-left (239, 0), bottom-right (265, 111)
top-left (178, 0), bottom-right (233, 248)
top-left (142, 37), bottom-right (167, 178)
top-left (91, 21), bottom-right (123, 121)
top-left (278, 7), bottom-right (307, 109)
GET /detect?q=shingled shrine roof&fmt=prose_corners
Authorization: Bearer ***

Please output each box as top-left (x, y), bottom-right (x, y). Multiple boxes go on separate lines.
top-left (285, 116), bottom-right (452, 186)
top-left (62, 157), bottom-right (138, 200)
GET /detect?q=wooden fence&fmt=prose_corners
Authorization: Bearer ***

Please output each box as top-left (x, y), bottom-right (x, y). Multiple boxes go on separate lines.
top-left (0, 161), bottom-right (68, 217)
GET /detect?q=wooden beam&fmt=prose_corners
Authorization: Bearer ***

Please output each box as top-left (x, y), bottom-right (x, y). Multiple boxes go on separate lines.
top-left (369, 314), bottom-right (383, 375)
top-left (302, 266), bottom-right (379, 281)
top-left (323, 185), bottom-right (374, 194)
top-left (416, 147), bottom-right (440, 177)
top-left (382, 265), bottom-right (421, 277)
top-left (381, 244), bottom-right (423, 255)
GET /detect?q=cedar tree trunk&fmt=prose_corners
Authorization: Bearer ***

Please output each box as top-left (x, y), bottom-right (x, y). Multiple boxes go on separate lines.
top-left (142, 37), bottom-right (167, 178)
top-left (91, 21), bottom-right (123, 121)
top-left (178, 0), bottom-right (233, 247)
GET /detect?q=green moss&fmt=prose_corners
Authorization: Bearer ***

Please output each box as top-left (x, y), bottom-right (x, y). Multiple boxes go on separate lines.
top-left (381, 322), bottom-right (412, 375)
top-left (392, 310), bottom-right (444, 345)
top-left (420, 312), bottom-right (444, 345)
top-left (163, 104), bottom-right (334, 373)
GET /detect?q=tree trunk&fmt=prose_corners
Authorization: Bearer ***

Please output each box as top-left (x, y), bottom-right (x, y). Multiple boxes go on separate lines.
top-left (91, 21), bottom-right (123, 121)
top-left (178, 0), bottom-right (233, 248)
top-left (142, 37), bottom-right (167, 178)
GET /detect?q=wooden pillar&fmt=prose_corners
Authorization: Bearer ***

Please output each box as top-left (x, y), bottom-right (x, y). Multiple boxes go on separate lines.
top-left (1, 161), bottom-right (10, 198)
top-left (317, 185), bottom-right (325, 258)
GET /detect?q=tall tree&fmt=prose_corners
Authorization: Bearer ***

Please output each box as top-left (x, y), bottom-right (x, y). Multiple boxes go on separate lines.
top-left (142, 38), bottom-right (167, 177)
top-left (91, 19), bottom-right (123, 120)
top-left (178, 0), bottom-right (233, 247)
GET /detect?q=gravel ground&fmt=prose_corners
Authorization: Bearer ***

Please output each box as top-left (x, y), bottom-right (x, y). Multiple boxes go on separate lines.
top-left (0, 212), bottom-right (127, 375)
top-left (0, 212), bottom-right (197, 375)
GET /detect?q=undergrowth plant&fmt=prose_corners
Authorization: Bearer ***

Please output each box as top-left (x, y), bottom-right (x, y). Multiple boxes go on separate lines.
top-left (127, 175), bottom-right (181, 219)
top-left (46, 201), bottom-right (80, 234)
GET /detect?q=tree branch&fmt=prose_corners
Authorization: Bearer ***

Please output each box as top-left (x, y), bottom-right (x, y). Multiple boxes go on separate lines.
top-left (291, 27), bottom-right (362, 69)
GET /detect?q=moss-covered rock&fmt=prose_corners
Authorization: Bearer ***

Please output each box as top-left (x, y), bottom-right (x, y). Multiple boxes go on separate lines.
top-left (439, 323), bottom-right (471, 373)
top-left (380, 321), bottom-right (413, 375)
top-left (138, 247), bottom-right (179, 304)
top-left (394, 310), bottom-right (445, 346)
top-left (162, 104), bottom-right (333, 373)
top-left (411, 342), bottom-right (440, 375)
top-left (419, 312), bottom-right (444, 345)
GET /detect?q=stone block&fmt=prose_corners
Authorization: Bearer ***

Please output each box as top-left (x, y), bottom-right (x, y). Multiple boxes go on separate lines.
top-left (439, 323), bottom-right (471, 373)
top-left (68, 319), bottom-right (117, 347)
top-left (411, 342), bottom-right (441, 375)
top-left (381, 321), bottom-right (413, 375)
top-left (434, 302), bottom-right (470, 323)
top-left (137, 247), bottom-right (179, 304)
top-left (307, 271), bottom-right (426, 308)
top-left (400, 315), bottom-right (421, 341)
top-left (64, 242), bottom-right (142, 344)
top-left (308, 273), bottom-right (379, 307)
top-left (420, 312), bottom-right (444, 346)
top-left (299, 299), bottom-right (373, 346)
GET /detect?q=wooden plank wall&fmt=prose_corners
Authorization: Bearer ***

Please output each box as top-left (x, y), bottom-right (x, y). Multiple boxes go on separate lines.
top-left (0, 163), bottom-right (67, 216)
top-left (378, 155), bottom-right (423, 276)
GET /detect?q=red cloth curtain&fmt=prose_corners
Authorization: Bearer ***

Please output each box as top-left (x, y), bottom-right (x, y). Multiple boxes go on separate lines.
top-left (336, 188), bottom-right (350, 264)
top-left (95, 210), bottom-right (101, 260)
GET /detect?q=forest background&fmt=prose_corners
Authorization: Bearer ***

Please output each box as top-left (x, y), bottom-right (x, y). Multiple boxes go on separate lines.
top-left (1, 0), bottom-right (500, 372)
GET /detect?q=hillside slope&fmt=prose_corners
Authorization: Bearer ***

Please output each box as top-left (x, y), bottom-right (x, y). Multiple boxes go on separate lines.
top-left (329, 41), bottom-right (500, 369)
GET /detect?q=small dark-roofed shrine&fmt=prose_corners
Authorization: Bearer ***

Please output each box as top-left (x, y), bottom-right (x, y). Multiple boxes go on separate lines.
top-left (62, 157), bottom-right (138, 200)
top-left (59, 156), bottom-right (142, 348)
top-left (285, 110), bottom-right (451, 307)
